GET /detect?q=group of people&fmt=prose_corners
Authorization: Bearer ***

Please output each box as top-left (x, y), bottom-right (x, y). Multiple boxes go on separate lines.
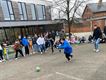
top-left (0, 26), bottom-right (106, 63)
top-left (0, 31), bottom-right (57, 62)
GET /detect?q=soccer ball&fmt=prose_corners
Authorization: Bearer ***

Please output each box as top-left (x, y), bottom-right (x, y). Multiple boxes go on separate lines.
top-left (36, 66), bottom-right (40, 72)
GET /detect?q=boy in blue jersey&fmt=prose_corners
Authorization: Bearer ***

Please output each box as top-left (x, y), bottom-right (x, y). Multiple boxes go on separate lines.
top-left (58, 38), bottom-right (73, 61)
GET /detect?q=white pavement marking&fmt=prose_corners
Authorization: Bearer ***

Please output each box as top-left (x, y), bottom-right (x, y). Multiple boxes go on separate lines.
top-left (56, 72), bottom-right (84, 80)
top-left (36, 74), bottom-right (53, 80)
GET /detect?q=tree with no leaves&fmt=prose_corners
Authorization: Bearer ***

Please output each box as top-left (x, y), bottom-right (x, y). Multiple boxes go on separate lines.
top-left (52, 0), bottom-right (90, 38)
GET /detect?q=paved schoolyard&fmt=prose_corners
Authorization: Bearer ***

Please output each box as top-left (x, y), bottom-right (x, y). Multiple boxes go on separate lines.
top-left (0, 43), bottom-right (106, 80)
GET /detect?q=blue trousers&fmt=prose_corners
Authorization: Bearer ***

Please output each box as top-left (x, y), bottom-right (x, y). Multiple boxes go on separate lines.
top-left (94, 38), bottom-right (100, 50)
top-left (38, 44), bottom-right (45, 52)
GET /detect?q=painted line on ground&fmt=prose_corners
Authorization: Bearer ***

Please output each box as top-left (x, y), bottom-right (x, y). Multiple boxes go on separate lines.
top-left (36, 74), bottom-right (53, 80)
top-left (56, 72), bottom-right (83, 80)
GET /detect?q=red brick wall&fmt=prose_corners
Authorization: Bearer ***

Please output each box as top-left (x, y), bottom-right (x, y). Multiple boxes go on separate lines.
top-left (82, 6), bottom-right (93, 19)
top-left (92, 19), bottom-right (105, 30)
top-left (65, 26), bottom-right (91, 33)
top-left (81, 5), bottom-right (106, 32)
top-left (94, 12), bottom-right (106, 17)
top-left (65, 21), bottom-right (91, 33)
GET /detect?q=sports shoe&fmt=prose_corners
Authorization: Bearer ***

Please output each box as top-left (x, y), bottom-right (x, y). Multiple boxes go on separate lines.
top-left (96, 49), bottom-right (100, 53)
top-left (70, 55), bottom-right (73, 58)
top-left (15, 58), bottom-right (18, 60)
top-left (41, 52), bottom-right (43, 54)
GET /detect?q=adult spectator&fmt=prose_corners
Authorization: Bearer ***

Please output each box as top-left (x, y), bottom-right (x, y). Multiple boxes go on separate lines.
top-left (93, 25), bottom-right (102, 52)
top-left (103, 26), bottom-right (106, 42)
top-left (104, 26), bottom-right (106, 36)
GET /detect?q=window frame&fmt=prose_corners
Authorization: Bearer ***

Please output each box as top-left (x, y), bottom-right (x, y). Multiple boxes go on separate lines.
top-left (30, 4), bottom-right (37, 20)
top-left (18, 2), bottom-right (28, 21)
top-left (7, 1), bottom-right (15, 20)
top-left (36, 4), bottom-right (45, 21)
top-left (42, 5), bottom-right (46, 20)
top-left (1, 0), bottom-right (15, 21)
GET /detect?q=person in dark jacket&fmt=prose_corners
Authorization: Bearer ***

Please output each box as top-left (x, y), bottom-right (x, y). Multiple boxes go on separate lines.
top-left (58, 38), bottom-right (73, 62)
top-left (32, 34), bottom-right (38, 52)
top-left (48, 32), bottom-right (55, 53)
top-left (0, 44), bottom-right (3, 62)
top-left (104, 26), bottom-right (106, 36)
top-left (103, 26), bottom-right (106, 42)
top-left (93, 26), bottom-right (102, 52)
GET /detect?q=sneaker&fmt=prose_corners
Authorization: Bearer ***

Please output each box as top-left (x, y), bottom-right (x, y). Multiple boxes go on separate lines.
top-left (0, 60), bottom-right (2, 63)
top-left (15, 58), bottom-right (18, 60)
top-left (96, 49), bottom-right (100, 53)
top-left (70, 55), bottom-right (73, 58)
top-left (41, 52), bottom-right (43, 54)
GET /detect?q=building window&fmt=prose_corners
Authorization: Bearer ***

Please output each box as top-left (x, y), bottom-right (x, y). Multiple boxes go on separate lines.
top-left (18, 2), bottom-right (27, 20)
top-left (30, 4), bottom-right (36, 20)
top-left (42, 5), bottom-right (46, 20)
top-left (7, 1), bottom-right (15, 20)
top-left (36, 5), bottom-right (46, 20)
top-left (1, 1), bottom-right (15, 20)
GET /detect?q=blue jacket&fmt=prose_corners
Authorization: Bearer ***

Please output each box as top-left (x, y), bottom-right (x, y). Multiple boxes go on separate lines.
top-left (58, 40), bottom-right (72, 55)
top-left (21, 38), bottom-right (29, 47)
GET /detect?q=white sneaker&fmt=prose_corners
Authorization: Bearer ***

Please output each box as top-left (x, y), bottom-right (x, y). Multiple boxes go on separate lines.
top-left (41, 52), bottom-right (43, 54)
top-left (0, 60), bottom-right (2, 63)
top-left (96, 49), bottom-right (100, 53)
top-left (15, 58), bottom-right (18, 60)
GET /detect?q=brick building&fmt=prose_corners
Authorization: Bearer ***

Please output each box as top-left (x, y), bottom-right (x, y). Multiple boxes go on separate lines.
top-left (65, 1), bottom-right (106, 33)
top-left (82, 1), bottom-right (106, 32)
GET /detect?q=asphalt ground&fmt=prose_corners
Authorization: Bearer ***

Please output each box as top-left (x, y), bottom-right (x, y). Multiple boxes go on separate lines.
top-left (0, 43), bottom-right (106, 80)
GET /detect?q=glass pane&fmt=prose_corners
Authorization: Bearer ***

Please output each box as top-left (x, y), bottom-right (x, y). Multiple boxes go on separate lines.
top-left (22, 3), bottom-right (27, 20)
top-left (1, 1), bottom-right (10, 20)
top-left (18, 3), bottom-right (23, 14)
top-left (8, 1), bottom-right (13, 14)
top-left (42, 5), bottom-right (46, 20)
top-left (36, 5), bottom-right (44, 20)
top-left (20, 15), bottom-right (24, 20)
top-left (10, 15), bottom-right (14, 20)
top-left (31, 4), bottom-right (36, 20)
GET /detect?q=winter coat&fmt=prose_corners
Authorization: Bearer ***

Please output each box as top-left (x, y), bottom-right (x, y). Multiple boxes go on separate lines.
top-left (58, 40), bottom-right (72, 55)
top-left (21, 38), bottom-right (29, 47)
top-left (93, 28), bottom-right (102, 40)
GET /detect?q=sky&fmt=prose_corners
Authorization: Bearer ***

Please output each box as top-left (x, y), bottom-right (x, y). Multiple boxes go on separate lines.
top-left (48, 0), bottom-right (106, 3)
top-left (47, 0), bottom-right (106, 20)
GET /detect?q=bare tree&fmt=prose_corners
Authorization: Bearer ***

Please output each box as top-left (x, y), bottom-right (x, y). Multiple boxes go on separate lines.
top-left (52, 0), bottom-right (90, 38)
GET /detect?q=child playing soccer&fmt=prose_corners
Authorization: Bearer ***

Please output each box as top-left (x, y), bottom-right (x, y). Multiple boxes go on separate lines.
top-left (3, 43), bottom-right (9, 60)
top-left (14, 40), bottom-right (24, 59)
top-left (58, 38), bottom-right (73, 62)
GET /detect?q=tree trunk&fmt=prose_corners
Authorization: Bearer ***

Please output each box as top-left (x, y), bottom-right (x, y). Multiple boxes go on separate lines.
top-left (66, 0), bottom-right (71, 38)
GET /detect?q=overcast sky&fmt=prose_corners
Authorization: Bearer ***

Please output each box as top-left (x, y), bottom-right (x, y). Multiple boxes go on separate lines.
top-left (47, 0), bottom-right (106, 3)
top-left (47, 0), bottom-right (106, 20)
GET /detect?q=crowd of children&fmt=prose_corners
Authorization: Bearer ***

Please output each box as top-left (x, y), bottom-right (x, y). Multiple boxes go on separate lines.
top-left (1, 29), bottom-right (105, 63)
top-left (0, 31), bottom-right (57, 62)
top-left (0, 31), bottom-right (83, 62)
